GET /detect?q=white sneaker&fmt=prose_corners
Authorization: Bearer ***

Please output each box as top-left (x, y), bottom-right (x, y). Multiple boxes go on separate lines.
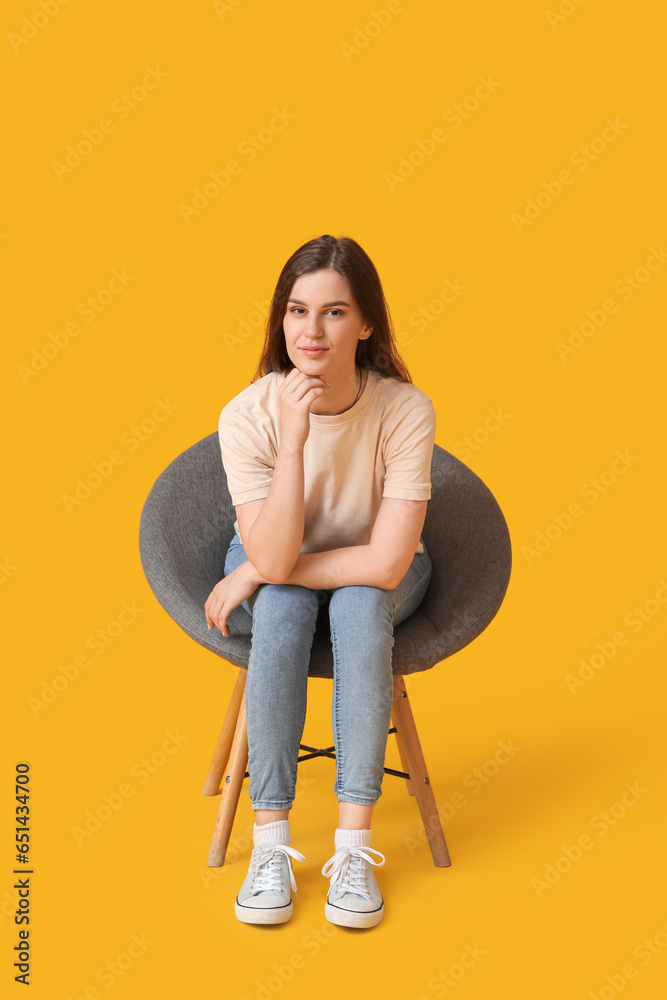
top-left (321, 846), bottom-right (386, 928)
top-left (235, 843), bottom-right (306, 925)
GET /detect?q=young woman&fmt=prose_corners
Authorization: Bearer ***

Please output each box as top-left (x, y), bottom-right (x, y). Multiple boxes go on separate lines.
top-left (204, 234), bottom-right (436, 929)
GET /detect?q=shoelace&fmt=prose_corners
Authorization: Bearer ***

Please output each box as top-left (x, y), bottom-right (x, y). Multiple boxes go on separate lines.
top-left (321, 847), bottom-right (386, 899)
top-left (248, 844), bottom-right (306, 899)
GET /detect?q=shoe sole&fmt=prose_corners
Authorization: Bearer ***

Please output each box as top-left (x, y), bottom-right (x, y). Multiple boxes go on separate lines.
top-left (325, 901), bottom-right (384, 929)
top-left (235, 899), bottom-right (293, 925)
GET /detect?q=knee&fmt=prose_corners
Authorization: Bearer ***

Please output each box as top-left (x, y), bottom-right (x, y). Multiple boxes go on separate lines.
top-left (329, 585), bottom-right (393, 633)
top-left (252, 582), bottom-right (320, 622)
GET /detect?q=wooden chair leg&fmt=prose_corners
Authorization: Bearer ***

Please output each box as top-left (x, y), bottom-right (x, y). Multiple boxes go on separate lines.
top-left (207, 689), bottom-right (248, 867)
top-left (393, 724), bottom-right (415, 796)
top-left (202, 670), bottom-right (246, 795)
top-left (391, 674), bottom-right (452, 868)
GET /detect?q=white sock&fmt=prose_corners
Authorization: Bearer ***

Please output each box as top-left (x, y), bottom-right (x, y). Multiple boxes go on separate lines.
top-left (253, 819), bottom-right (291, 848)
top-left (335, 827), bottom-right (372, 850)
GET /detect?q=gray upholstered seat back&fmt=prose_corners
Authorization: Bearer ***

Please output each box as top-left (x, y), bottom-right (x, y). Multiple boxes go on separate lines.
top-left (139, 434), bottom-right (511, 678)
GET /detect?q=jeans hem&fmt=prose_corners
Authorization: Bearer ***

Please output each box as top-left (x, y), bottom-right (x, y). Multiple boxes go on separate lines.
top-left (336, 795), bottom-right (380, 806)
top-left (251, 800), bottom-right (293, 811)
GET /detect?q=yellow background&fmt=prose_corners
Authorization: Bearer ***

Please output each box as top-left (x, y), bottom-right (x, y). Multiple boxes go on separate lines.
top-left (2, 0), bottom-right (666, 997)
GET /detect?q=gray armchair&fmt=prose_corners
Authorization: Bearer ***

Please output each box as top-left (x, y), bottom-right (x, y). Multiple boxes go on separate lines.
top-left (139, 434), bottom-right (512, 867)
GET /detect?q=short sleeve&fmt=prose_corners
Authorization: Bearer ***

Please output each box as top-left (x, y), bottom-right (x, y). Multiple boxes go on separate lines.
top-left (382, 398), bottom-right (436, 500)
top-left (218, 407), bottom-right (275, 505)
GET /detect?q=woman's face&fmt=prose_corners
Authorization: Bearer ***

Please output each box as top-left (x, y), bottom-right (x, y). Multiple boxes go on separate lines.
top-left (282, 268), bottom-right (372, 379)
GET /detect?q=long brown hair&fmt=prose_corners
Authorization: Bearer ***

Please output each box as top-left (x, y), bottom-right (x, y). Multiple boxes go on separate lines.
top-left (251, 234), bottom-right (412, 384)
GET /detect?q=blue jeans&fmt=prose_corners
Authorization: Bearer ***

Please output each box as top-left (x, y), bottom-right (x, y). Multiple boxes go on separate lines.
top-left (223, 534), bottom-right (433, 810)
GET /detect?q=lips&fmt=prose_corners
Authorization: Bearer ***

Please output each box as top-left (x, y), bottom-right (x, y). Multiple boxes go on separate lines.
top-left (300, 347), bottom-right (328, 355)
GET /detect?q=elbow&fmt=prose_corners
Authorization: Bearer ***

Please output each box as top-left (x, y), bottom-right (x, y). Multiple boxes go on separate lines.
top-left (379, 564), bottom-right (402, 591)
top-left (251, 558), bottom-right (289, 585)
top-left (248, 550), bottom-right (293, 585)
top-left (261, 569), bottom-right (290, 585)
top-left (381, 556), bottom-right (415, 591)
top-left (369, 553), bottom-right (402, 591)
top-left (244, 526), bottom-right (301, 585)
top-left (243, 539), bottom-right (281, 584)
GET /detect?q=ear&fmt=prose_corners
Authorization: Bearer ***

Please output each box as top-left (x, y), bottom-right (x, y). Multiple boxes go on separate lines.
top-left (361, 324), bottom-right (373, 339)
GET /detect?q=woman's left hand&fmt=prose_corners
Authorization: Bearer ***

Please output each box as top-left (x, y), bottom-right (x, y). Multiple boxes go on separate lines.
top-left (204, 560), bottom-right (266, 637)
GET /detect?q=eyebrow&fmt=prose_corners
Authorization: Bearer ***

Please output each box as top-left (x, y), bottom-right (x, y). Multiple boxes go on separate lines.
top-left (287, 298), bottom-right (351, 307)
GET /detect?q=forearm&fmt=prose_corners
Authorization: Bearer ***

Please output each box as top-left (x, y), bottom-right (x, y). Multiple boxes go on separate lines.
top-left (283, 544), bottom-right (393, 591)
top-left (245, 443), bottom-right (305, 582)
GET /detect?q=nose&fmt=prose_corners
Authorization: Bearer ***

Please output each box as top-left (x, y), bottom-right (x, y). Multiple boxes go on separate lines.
top-left (304, 320), bottom-right (324, 342)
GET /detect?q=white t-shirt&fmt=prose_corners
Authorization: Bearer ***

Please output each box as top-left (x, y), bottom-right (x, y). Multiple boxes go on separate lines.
top-left (218, 368), bottom-right (436, 555)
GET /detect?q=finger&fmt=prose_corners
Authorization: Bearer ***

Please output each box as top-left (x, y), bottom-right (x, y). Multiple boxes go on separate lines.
top-left (297, 386), bottom-right (329, 402)
top-left (282, 368), bottom-right (303, 391)
top-left (210, 598), bottom-right (229, 636)
top-left (295, 371), bottom-right (328, 385)
top-left (284, 369), bottom-right (327, 391)
top-left (289, 376), bottom-right (328, 397)
top-left (206, 595), bottom-right (223, 631)
top-left (283, 369), bottom-right (308, 394)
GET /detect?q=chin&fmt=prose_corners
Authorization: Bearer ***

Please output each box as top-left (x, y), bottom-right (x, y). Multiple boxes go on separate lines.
top-left (295, 354), bottom-right (329, 370)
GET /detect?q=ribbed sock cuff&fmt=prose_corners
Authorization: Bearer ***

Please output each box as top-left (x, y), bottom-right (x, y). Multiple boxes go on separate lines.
top-left (253, 819), bottom-right (291, 848)
top-left (335, 827), bottom-right (372, 850)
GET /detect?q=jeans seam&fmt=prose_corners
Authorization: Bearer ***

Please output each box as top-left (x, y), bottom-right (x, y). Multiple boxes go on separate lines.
top-left (330, 614), bottom-right (343, 798)
top-left (289, 658), bottom-right (309, 801)
top-left (329, 593), bottom-right (395, 805)
top-left (245, 583), bottom-right (317, 809)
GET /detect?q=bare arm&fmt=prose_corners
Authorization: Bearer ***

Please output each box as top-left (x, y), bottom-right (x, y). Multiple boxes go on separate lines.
top-left (205, 498), bottom-right (427, 637)
top-left (240, 442), bottom-right (305, 583)
top-left (283, 497), bottom-right (428, 591)
top-left (240, 368), bottom-right (328, 583)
